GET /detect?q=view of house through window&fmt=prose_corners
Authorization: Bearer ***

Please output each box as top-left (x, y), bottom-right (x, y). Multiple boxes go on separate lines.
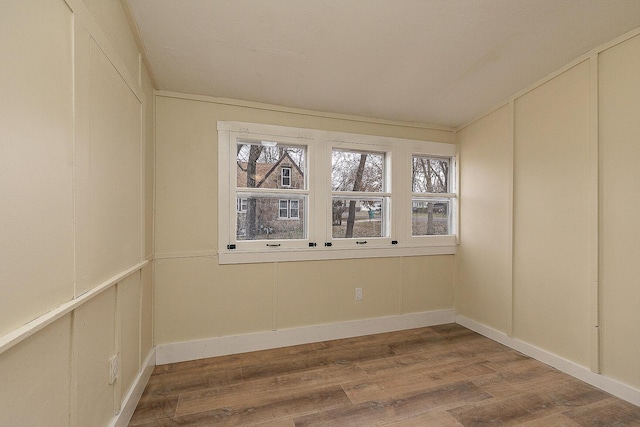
top-left (236, 141), bottom-right (306, 240)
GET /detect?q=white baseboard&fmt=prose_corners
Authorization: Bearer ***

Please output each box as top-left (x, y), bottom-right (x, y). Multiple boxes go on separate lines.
top-left (110, 348), bottom-right (156, 427)
top-left (156, 309), bottom-right (456, 365)
top-left (456, 314), bottom-right (640, 407)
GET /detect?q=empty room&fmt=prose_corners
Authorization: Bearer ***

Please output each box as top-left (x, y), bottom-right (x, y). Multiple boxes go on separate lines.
top-left (2, 1), bottom-right (640, 426)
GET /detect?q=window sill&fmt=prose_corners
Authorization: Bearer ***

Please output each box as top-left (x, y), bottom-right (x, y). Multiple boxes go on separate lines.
top-left (218, 243), bottom-right (457, 264)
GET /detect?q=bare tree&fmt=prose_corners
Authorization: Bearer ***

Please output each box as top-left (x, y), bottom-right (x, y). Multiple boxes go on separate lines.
top-left (412, 157), bottom-right (449, 235)
top-left (245, 145), bottom-right (263, 239)
top-left (345, 154), bottom-right (368, 238)
top-left (418, 158), bottom-right (436, 235)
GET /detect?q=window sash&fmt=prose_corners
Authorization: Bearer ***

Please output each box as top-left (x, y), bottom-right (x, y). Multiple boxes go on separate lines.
top-left (411, 155), bottom-right (452, 194)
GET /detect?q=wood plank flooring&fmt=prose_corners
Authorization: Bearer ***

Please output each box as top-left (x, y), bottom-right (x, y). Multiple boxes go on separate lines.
top-left (129, 324), bottom-right (640, 426)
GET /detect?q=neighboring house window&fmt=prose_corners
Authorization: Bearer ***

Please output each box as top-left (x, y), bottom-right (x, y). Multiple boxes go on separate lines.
top-left (278, 199), bottom-right (300, 219)
top-left (289, 199), bottom-right (299, 219)
top-left (281, 167), bottom-right (292, 187)
top-left (237, 197), bottom-right (248, 212)
top-left (279, 199), bottom-right (289, 218)
top-left (218, 121), bottom-right (457, 264)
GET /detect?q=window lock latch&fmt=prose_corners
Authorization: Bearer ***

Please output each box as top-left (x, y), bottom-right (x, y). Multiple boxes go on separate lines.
top-left (324, 242), bottom-right (333, 247)
top-left (227, 244), bottom-right (236, 250)
top-left (309, 242), bottom-right (317, 247)
top-left (356, 241), bottom-right (368, 245)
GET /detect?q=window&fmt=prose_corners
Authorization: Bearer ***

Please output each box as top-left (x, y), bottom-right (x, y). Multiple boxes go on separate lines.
top-left (278, 199), bottom-right (300, 219)
top-left (281, 167), bottom-right (292, 187)
top-left (235, 140), bottom-right (307, 242)
top-left (237, 197), bottom-right (248, 213)
top-left (411, 156), bottom-right (455, 236)
top-left (331, 149), bottom-right (389, 241)
top-left (218, 121), bottom-right (457, 264)
top-left (289, 199), bottom-right (300, 218)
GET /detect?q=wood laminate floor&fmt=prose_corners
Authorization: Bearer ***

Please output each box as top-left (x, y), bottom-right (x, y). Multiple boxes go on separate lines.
top-left (129, 324), bottom-right (640, 426)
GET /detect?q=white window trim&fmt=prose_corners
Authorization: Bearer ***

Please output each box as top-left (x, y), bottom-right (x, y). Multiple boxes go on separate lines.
top-left (410, 155), bottom-right (458, 238)
top-left (218, 121), bottom-right (457, 264)
top-left (328, 143), bottom-right (392, 247)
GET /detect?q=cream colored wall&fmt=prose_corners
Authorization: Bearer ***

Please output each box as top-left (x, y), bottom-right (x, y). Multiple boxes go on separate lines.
top-left (0, 0), bottom-right (154, 425)
top-left (0, 315), bottom-right (72, 425)
top-left (0, 0), bottom-right (74, 337)
top-left (154, 94), bottom-right (455, 346)
top-left (74, 34), bottom-right (143, 294)
top-left (456, 104), bottom-right (512, 333)
top-left (599, 34), bottom-right (640, 388)
top-left (456, 30), bottom-right (640, 392)
top-left (513, 60), bottom-right (591, 365)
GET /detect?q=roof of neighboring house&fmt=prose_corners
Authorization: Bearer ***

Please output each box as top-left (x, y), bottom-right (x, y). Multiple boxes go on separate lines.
top-left (237, 152), bottom-right (304, 189)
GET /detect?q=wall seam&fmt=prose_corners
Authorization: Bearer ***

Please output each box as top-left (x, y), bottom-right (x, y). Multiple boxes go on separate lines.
top-left (588, 53), bottom-right (601, 374)
top-left (507, 99), bottom-right (515, 338)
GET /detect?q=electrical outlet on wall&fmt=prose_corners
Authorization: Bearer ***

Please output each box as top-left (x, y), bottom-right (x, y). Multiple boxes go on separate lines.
top-left (109, 353), bottom-right (120, 385)
top-left (355, 287), bottom-right (363, 301)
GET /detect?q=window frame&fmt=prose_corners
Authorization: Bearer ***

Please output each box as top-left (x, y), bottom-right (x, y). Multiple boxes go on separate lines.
top-left (328, 142), bottom-right (393, 247)
top-left (218, 121), bottom-right (457, 264)
top-left (277, 199), bottom-right (300, 220)
top-left (281, 166), bottom-right (292, 187)
top-left (232, 135), bottom-right (310, 249)
top-left (410, 155), bottom-right (457, 238)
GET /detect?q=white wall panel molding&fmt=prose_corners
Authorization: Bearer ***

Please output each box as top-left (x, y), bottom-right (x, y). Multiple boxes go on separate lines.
top-left (156, 309), bottom-right (455, 365)
top-left (457, 315), bottom-right (640, 407)
top-left (154, 250), bottom-right (219, 260)
top-left (0, 261), bottom-right (147, 356)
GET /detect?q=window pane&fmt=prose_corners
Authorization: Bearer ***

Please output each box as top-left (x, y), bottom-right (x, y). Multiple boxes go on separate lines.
top-left (332, 150), bottom-right (384, 192)
top-left (412, 156), bottom-right (449, 193)
top-left (278, 199), bottom-right (289, 218)
top-left (281, 167), bottom-right (291, 187)
top-left (332, 198), bottom-right (385, 238)
top-left (237, 196), bottom-right (305, 240)
top-left (289, 200), bottom-right (299, 218)
top-left (237, 142), bottom-right (305, 190)
top-left (412, 200), bottom-right (449, 235)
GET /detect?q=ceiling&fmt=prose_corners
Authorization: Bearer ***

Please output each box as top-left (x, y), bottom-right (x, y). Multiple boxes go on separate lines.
top-left (127, 0), bottom-right (640, 128)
